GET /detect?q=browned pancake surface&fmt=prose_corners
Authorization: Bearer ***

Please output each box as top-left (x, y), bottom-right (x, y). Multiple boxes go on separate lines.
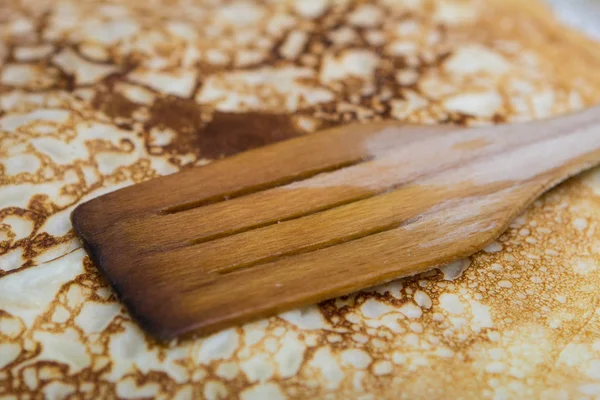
top-left (2, 0), bottom-right (600, 398)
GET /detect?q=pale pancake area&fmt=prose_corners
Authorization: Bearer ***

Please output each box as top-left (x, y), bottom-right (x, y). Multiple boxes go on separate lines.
top-left (2, 0), bottom-right (600, 398)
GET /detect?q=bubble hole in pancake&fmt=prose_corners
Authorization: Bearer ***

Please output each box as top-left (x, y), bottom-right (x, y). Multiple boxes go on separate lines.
top-left (1, 0), bottom-right (600, 398)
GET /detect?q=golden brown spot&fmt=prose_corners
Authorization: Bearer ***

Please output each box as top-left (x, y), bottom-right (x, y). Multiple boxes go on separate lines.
top-left (146, 97), bottom-right (304, 158)
top-left (91, 91), bottom-right (140, 120)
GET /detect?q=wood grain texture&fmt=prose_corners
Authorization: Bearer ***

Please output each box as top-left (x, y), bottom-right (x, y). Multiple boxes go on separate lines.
top-left (71, 106), bottom-right (600, 340)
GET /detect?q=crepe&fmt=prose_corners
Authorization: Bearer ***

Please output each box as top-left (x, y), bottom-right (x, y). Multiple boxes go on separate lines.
top-left (2, 0), bottom-right (600, 398)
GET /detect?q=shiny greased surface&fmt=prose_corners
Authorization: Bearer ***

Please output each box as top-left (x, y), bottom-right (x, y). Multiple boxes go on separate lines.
top-left (2, 0), bottom-right (600, 398)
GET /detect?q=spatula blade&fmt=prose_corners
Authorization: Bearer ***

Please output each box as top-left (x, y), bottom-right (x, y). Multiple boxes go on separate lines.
top-left (72, 108), bottom-right (600, 340)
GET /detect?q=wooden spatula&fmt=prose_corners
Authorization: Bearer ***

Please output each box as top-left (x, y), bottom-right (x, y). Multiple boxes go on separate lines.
top-left (72, 106), bottom-right (600, 341)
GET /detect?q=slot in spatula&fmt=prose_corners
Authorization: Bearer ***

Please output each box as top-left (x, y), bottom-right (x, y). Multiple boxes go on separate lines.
top-left (72, 106), bottom-right (600, 340)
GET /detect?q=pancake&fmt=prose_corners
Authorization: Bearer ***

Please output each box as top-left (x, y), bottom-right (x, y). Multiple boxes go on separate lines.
top-left (2, 0), bottom-right (600, 398)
